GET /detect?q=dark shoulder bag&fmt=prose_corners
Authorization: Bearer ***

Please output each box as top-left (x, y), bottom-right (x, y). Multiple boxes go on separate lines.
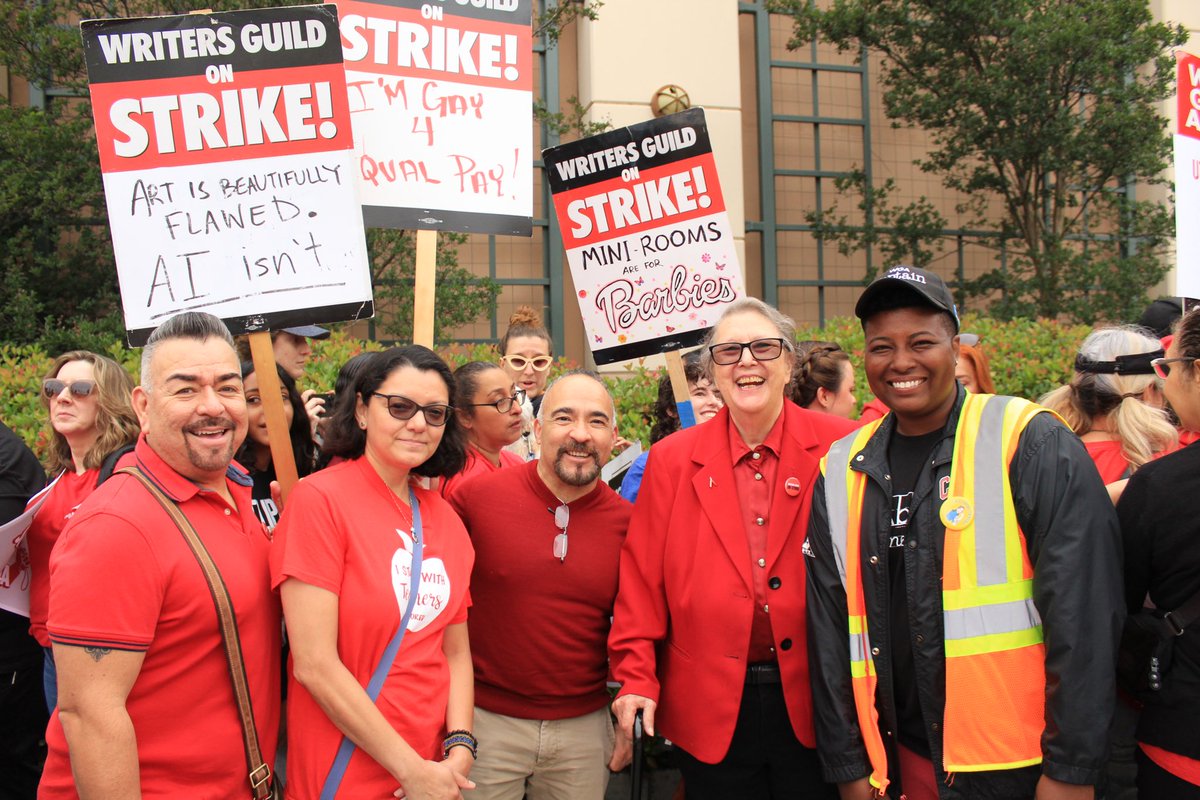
top-left (117, 466), bottom-right (277, 799)
top-left (1118, 589), bottom-right (1200, 704)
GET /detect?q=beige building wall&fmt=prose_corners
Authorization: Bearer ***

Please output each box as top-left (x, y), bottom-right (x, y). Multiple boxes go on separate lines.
top-left (444, 1), bottom-right (1197, 362)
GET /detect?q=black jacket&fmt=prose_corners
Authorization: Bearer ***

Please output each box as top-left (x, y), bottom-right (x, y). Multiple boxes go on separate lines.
top-left (1117, 440), bottom-right (1200, 759)
top-left (804, 388), bottom-right (1124, 798)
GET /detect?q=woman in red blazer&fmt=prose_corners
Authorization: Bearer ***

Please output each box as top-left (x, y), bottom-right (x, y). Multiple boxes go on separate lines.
top-left (610, 298), bottom-right (857, 799)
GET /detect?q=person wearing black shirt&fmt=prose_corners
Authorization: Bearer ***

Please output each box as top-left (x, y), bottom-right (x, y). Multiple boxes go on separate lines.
top-left (0, 419), bottom-right (52, 799)
top-left (805, 266), bottom-right (1122, 800)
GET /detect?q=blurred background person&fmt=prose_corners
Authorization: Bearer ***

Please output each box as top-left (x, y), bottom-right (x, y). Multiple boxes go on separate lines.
top-left (236, 361), bottom-right (315, 530)
top-left (271, 346), bottom-right (475, 800)
top-left (0, 417), bottom-right (55, 799)
top-left (500, 306), bottom-right (554, 461)
top-left (440, 361), bottom-right (525, 501)
top-left (26, 351), bottom-right (138, 710)
top-left (1116, 306), bottom-right (1200, 798)
top-left (789, 341), bottom-right (857, 418)
top-left (619, 352), bottom-right (723, 503)
top-left (240, 326), bottom-right (332, 437)
top-left (954, 333), bottom-right (996, 394)
top-left (1040, 326), bottom-right (1177, 484)
top-left (610, 298), bottom-right (856, 800)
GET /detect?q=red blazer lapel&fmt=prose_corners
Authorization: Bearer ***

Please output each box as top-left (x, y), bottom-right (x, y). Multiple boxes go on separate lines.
top-left (690, 410), bottom-right (754, 591)
top-left (765, 403), bottom-right (826, 568)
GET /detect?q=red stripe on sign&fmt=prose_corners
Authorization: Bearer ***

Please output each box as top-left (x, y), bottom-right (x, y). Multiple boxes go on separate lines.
top-left (1179, 51), bottom-right (1200, 140)
top-left (337, 0), bottom-right (532, 91)
top-left (553, 154), bottom-right (728, 249)
top-left (89, 62), bottom-right (355, 172)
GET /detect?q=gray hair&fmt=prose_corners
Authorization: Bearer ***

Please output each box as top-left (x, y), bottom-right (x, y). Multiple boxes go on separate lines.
top-left (536, 369), bottom-right (616, 425)
top-left (698, 298), bottom-right (798, 379)
top-left (140, 312), bottom-right (236, 388)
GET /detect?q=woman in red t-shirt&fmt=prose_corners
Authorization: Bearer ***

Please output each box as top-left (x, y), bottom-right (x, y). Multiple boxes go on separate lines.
top-left (27, 350), bottom-right (138, 710)
top-left (272, 345), bottom-right (476, 800)
top-left (439, 361), bottom-right (524, 501)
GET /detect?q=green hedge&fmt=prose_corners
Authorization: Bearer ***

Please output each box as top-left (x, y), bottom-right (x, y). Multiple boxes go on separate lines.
top-left (0, 316), bottom-right (1090, 463)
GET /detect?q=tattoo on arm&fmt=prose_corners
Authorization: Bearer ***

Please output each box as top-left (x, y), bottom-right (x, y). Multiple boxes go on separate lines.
top-left (84, 647), bottom-right (112, 662)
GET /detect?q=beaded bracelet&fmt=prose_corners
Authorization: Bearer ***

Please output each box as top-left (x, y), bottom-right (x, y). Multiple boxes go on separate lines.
top-left (442, 729), bottom-right (478, 760)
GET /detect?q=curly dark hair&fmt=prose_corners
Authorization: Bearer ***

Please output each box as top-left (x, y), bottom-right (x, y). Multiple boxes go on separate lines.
top-left (322, 346), bottom-right (467, 478)
top-left (648, 353), bottom-right (706, 444)
top-left (235, 361), bottom-right (314, 477)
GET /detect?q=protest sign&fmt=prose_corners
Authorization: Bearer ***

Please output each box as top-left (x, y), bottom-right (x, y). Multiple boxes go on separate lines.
top-left (544, 107), bottom-right (745, 367)
top-left (1177, 51), bottom-right (1200, 299)
top-left (0, 478), bottom-right (59, 616)
top-left (83, 5), bottom-right (373, 346)
top-left (339, 0), bottom-right (533, 235)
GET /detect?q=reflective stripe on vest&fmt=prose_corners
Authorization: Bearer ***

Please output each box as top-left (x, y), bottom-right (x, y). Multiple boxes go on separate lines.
top-left (820, 394), bottom-right (1049, 788)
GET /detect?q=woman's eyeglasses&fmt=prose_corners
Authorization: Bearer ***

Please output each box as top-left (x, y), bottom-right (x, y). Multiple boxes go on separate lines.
top-left (708, 338), bottom-right (787, 366)
top-left (552, 504), bottom-right (569, 562)
top-left (502, 354), bottom-right (553, 372)
top-left (958, 333), bottom-right (981, 347)
top-left (467, 390), bottom-right (526, 415)
top-left (1151, 357), bottom-right (1197, 379)
top-left (371, 392), bottom-right (453, 426)
top-left (42, 379), bottom-right (97, 400)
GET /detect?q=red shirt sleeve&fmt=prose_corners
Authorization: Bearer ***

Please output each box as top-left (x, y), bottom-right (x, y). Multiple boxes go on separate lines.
top-left (271, 478), bottom-right (346, 595)
top-left (608, 446), bottom-right (671, 702)
top-left (48, 511), bottom-right (163, 651)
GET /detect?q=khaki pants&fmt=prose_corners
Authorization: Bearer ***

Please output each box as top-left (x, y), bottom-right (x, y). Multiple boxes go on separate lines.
top-left (467, 706), bottom-right (614, 800)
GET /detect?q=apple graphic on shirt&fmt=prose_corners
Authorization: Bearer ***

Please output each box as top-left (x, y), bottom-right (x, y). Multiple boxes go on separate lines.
top-left (391, 530), bottom-right (451, 632)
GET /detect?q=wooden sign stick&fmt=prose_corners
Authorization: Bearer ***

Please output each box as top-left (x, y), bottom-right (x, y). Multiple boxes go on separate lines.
top-left (247, 331), bottom-right (300, 503)
top-left (664, 350), bottom-right (696, 429)
top-left (413, 229), bottom-right (437, 348)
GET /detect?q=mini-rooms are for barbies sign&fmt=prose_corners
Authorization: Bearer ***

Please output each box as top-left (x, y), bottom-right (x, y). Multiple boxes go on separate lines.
top-left (543, 108), bottom-right (745, 365)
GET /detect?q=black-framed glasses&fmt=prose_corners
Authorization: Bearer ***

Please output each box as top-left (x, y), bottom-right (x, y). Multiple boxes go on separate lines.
top-left (502, 354), bottom-right (553, 372)
top-left (371, 392), bottom-right (453, 426)
top-left (1151, 357), bottom-right (1197, 380)
top-left (551, 503), bottom-right (569, 562)
top-left (708, 338), bottom-right (788, 366)
top-left (467, 390), bottom-right (526, 415)
top-left (42, 379), bottom-right (97, 400)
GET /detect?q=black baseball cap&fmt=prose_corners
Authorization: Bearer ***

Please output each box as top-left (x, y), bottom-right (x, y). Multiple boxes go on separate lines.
top-left (854, 265), bottom-right (960, 332)
top-left (281, 325), bottom-right (330, 340)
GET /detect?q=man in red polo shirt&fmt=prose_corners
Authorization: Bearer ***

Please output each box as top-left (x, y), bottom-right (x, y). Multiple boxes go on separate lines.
top-left (40, 311), bottom-right (280, 799)
top-left (449, 371), bottom-right (633, 800)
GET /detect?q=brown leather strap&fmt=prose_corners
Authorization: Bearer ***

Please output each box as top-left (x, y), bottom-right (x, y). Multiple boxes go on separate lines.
top-left (117, 467), bottom-right (273, 799)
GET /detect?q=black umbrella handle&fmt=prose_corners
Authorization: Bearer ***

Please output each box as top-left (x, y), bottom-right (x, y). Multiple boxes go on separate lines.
top-left (630, 709), bottom-right (644, 800)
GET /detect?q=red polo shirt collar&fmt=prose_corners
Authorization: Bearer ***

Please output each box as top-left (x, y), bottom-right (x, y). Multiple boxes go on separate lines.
top-left (130, 434), bottom-right (252, 503)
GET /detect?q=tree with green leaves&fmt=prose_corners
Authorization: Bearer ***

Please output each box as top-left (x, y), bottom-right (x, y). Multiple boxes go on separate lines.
top-left (776, 0), bottom-right (1186, 324)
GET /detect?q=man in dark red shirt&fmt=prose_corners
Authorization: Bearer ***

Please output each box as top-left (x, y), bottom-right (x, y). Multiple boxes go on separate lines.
top-left (449, 371), bottom-right (632, 800)
top-left (41, 312), bottom-right (280, 799)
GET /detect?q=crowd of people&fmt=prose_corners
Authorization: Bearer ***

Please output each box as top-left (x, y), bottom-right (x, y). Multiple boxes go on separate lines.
top-left (1, 275), bottom-right (1198, 800)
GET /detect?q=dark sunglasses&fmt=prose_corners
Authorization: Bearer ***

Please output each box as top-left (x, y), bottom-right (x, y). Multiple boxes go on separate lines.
top-left (42, 379), bottom-right (97, 400)
top-left (1151, 357), bottom-right (1197, 380)
top-left (708, 338), bottom-right (788, 366)
top-left (467, 390), bottom-right (526, 415)
top-left (371, 392), bottom-right (452, 426)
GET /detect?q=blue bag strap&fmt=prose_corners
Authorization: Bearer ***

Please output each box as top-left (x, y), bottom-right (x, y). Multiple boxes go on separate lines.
top-left (320, 489), bottom-right (424, 800)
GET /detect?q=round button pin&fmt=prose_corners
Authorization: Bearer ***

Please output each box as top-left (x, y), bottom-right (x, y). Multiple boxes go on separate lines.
top-left (784, 476), bottom-right (801, 497)
top-left (940, 496), bottom-right (974, 530)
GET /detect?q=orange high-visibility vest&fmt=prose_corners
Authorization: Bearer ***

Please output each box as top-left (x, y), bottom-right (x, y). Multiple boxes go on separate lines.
top-left (820, 394), bottom-right (1049, 795)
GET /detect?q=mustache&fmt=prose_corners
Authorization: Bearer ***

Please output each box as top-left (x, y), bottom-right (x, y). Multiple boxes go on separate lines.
top-left (183, 417), bottom-right (236, 435)
top-left (556, 445), bottom-right (599, 461)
